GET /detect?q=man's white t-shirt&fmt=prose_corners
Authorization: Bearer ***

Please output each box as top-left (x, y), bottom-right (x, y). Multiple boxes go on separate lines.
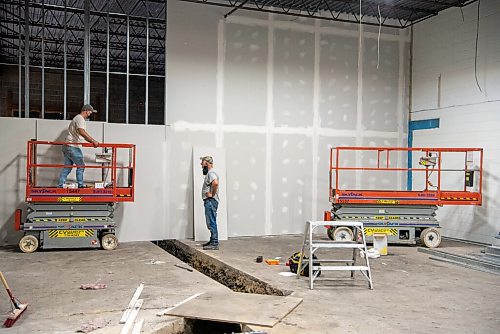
top-left (66, 114), bottom-right (86, 146)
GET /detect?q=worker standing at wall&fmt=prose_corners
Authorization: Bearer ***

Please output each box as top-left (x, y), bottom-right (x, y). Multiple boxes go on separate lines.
top-left (58, 104), bottom-right (99, 188)
top-left (200, 156), bottom-right (220, 250)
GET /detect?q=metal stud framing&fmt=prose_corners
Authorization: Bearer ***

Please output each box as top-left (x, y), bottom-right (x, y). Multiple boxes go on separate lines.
top-left (0, 0), bottom-right (166, 123)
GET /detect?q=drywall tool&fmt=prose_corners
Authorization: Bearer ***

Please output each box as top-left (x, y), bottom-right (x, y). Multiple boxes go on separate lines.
top-left (0, 271), bottom-right (28, 328)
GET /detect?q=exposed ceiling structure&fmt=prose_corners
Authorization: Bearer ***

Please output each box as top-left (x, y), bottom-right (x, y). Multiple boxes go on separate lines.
top-left (0, 0), bottom-right (166, 75)
top-left (0, 0), bottom-right (478, 72)
top-left (182, 0), bottom-right (479, 28)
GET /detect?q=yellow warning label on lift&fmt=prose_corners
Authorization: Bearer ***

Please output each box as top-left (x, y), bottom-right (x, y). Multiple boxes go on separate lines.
top-left (373, 216), bottom-right (401, 220)
top-left (376, 200), bottom-right (400, 205)
top-left (33, 218), bottom-right (70, 222)
top-left (48, 230), bottom-right (94, 238)
top-left (364, 228), bottom-right (398, 236)
top-left (58, 197), bottom-right (82, 202)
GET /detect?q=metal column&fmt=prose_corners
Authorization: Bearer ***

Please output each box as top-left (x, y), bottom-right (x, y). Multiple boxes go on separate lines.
top-left (18, 1), bottom-right (22, 118)
top-left (41, 0), bottom-right (45, 118)
top-left (145, 12), bottom-right (149, 124)
top-left (126, 15), bottom-right (130, 124)
top-left (105, 4), bottom-right (110, 123)
top-left (42, 1), bottom-right (45, 119)
top-left (63, 0), bottom-right (67, 120)
top-left (164, 1), bottom-right (167, 125)
top-left (24, 0), bottom-right (30, 118)
top-left (83, 0), bottom-right (91, 104)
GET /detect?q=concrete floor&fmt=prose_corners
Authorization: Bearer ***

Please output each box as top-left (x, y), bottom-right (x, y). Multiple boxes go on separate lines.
top-left (1, 237), bottom-right (499, 334)
top-left (0, 242), bottom-right (229, 334)
top-left (183, 236), bottom-right (500, 334)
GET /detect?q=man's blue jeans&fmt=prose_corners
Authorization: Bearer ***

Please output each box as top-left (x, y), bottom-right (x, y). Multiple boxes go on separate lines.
top-left (58, 145), bottom-right (85, 187)
top-left (204, 198), bottom-right (219, 245)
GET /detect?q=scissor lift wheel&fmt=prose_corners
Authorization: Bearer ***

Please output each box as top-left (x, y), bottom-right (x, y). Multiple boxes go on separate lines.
top-left (332, 226), bottom-right (354, 242)
top-left (19, 235), bottom-right (39, 253)
top-left (420, 227), bottom-right (442, 248)
top-left (101, 234), bottom-right (118, 250)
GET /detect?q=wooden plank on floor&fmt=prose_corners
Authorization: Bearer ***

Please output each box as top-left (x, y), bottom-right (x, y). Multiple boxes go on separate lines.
top-left (165, 291), bottom-right (302, 327)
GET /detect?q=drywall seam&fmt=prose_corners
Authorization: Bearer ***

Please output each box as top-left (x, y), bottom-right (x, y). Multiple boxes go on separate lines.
top-left (163, 125), bottom-right (168, 239)
top-left (216, 19), bottom-right (225, 148)
top-left (171, 122), bottom-right (218, 132)
top-left (170, 122), bottom-right (400, 138)
top-left (224, 15), bottom-right (407, 42)
top-left (265, 13), bottom-right (274, 235)
top-left (311, 18), bottom-right (320, 221)
top-left (355, 24), bottom-right (364, 189)
top-left (396, 29), bottom-right (405, 190)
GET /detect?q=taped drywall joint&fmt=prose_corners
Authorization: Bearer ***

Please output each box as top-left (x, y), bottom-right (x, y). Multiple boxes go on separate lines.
top-left (170, 122), bottom-right (399, 138)
top-left (264, 12), bottom-right (274, 235)
top-left (355, 21), bottom-right (364, 189)
top-left (216, 19), bottom-right (225, 148)
top-left (396, 28), bottom-right (406, 190)
top-left (311, 18), bottom-right (320, 221)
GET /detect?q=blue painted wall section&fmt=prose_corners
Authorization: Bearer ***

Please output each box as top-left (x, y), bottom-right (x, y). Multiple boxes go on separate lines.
top-left (407, 118), bottom-right (440, 190)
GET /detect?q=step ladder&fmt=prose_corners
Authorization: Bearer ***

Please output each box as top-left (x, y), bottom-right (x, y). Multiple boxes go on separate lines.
top-left (297, 221), bottom-right (373, 289)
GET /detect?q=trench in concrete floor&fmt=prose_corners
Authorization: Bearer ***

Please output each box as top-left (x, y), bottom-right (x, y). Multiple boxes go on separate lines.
top-left (152, 239), bottom-right (292, 334)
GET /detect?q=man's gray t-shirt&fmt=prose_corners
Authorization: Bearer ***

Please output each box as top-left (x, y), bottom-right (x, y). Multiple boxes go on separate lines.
top-left (202, 170), bottom-right (219, 202)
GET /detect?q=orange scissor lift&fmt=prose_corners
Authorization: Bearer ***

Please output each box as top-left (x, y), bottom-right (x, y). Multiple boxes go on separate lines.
top-left (325, 147), bottom-right (483, 248)
top-left (15, 140), bottom-right (136, 253)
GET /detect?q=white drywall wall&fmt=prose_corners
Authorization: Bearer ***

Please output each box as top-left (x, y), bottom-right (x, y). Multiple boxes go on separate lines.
top-left (103, 123), bottom-right (167, 242)
top-left (0, 118), bottom-right (36, 246)
top-left (167, 1), bottom-right (409, 237)
top-left (0, 2), bottom-right (410, 246)
top-left (412, 0), bottom-right (500, 243)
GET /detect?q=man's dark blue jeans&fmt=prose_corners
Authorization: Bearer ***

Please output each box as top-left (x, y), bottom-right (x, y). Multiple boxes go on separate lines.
top-left (204, 198), bottom-right (219, 246)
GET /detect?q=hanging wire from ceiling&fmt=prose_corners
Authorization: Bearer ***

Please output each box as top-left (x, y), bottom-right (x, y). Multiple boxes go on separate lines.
top-left (377, 1), bottom-right (382, 69)
top-left (474, 0), bottom-right (482, 92)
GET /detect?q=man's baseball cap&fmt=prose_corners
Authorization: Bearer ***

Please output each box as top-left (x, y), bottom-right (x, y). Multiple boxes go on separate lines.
top-left (82, 104), bottom-right (97, 113)
top-left (200, 156), bottom-right (213, 164)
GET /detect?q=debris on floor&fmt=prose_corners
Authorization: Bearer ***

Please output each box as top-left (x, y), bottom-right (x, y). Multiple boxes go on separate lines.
top-left (80, 283), bottom-right (107, 290)
top-left (278, 272), bottom-right (295, 277)
top-left (146, 259), bottom-right (166, 265)
top-left (157, 292), bottom-right (204, 317)
top-left (76, 319), bottom-right (110, 333)
top-left (120, 299), bottom-right (143, 334)
top-left (120, 283), bottom-right (144, 324)
top-left (360, 248), bottom-right (380, 259)
top-left (265, 259), bottom-right (280, 265)
top-left (174, 264), bottom-right (193, 272)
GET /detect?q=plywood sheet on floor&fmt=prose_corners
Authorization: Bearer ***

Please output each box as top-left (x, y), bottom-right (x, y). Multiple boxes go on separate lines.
top-left (165, 291), bottom-right (302, 327)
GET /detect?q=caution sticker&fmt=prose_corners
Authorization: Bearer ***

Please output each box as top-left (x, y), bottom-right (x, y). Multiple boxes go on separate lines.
top-left (58, 197), bottom-right (82, 202)
top-left (48, 230), bottom-right (94, 238)
top-left (364, 228), bottom-right (398, 236)
top-left (376, 199), bottom-right (400, 205)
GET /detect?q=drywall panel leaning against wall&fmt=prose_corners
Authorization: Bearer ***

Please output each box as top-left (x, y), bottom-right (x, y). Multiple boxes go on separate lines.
top-left (165, 128), bottom-right (216, 239)
top-left (0, 118), bottom-right (36, 246)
